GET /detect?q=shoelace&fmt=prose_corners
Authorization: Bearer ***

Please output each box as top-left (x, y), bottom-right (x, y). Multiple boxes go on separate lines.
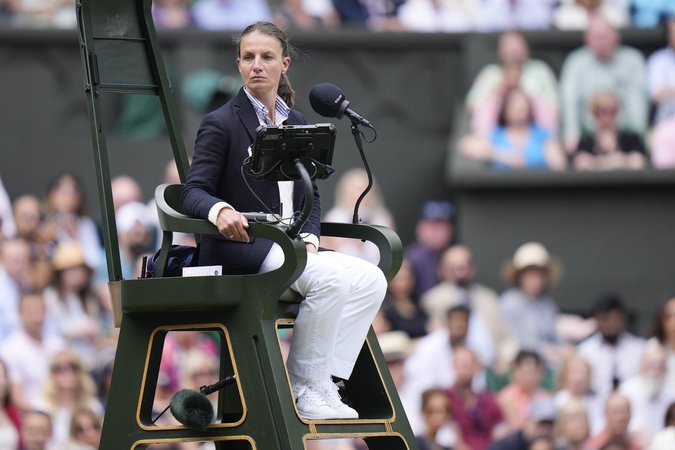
top-left (322, 382), bottom-right (346, 409)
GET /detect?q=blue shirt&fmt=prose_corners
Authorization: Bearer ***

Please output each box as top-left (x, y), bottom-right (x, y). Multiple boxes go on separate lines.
top-left (490, 124), bottom-right (551, 170)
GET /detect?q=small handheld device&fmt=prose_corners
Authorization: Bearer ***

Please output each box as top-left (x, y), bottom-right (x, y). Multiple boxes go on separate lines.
top-left (247, 124), bottom-right (336, 182)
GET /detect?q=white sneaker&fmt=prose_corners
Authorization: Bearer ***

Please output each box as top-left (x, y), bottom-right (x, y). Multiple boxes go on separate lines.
top-left (323, 381), bottom-right (359, 419)
top-left (295, 382), bottom-right (343, 420)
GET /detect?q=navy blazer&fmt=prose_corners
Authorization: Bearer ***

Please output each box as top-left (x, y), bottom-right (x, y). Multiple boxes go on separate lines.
top-left (182, 88), bottom-right (321, 274)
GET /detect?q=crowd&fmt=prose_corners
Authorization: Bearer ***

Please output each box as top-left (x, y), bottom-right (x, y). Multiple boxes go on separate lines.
top-left (0, 0), bottom-right (674, 32)
top-left (458, 17), bottom-right (675, 172)
top-left (1, 160), bottom-right (674, 450)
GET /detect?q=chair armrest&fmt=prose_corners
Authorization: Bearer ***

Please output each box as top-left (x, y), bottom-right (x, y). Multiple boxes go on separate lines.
top-left (320, 222), bottom-right (403, 281)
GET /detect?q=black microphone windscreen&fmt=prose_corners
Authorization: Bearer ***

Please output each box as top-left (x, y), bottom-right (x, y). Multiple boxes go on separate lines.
top-left (309, 83), bottom-right (346, 118)
top-left (170, 389), bottom-right (214, 430)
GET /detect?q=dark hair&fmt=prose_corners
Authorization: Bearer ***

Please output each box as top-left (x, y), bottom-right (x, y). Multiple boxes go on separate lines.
top-left (234, 21), bottom-right (296, 108)
top-left (513, 349), bottom-right (543, 368)
top-left (497, 87), bottom-right (534, 127)
top-left (591, 293), bottom-right (626, 317)
top-left (446, 304), bottom-right (471, 319)
top-left (650, 296), bottom-right (675, 343)
top-left (665, 401), bottom-right (675, 427)
top-left (0, 359), bottom-right (9, 408)
top-left (420, 388), bottom-right (450, 413)
top-left (46, 172), bottom-right (86, 216)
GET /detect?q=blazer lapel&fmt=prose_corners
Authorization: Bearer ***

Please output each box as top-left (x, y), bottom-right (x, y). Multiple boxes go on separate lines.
top-left (232, 88), bottom-right (260, 141)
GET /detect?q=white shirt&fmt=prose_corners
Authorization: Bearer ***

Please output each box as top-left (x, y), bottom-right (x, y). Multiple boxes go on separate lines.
top-left (0, 329), bottom-right (65, 407)
top-left (577, 332), bottom-right (645, 399)
top-left (620, 374), bottom-right (675, 439)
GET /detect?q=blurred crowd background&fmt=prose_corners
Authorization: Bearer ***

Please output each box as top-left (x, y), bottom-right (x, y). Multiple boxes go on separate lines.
top-left (1, 1), bottom-right (675, 450)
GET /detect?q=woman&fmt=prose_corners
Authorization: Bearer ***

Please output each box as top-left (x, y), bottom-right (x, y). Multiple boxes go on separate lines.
top-left (38, 172), bottom-right (102, 269)
top-left (37, 350), bottom-right (104, 448)
top-left (64, 407), bottom-right (102, 450)
top-left (43, 241), bottom-right (101, 365)
top-left (382, 259), bottom-right (429, 339)
top-left (460, 88), bottom-right (565, 170)
top-left (555, 399), bottom-right (593, 450)
top-left (648, 296), bottom-right (675, 388)
top-left (181, 21), bottom-right (387, 420)
top-left (414, 388), bottom-right (465, 450)
top-left (554, 356), bottom-right (603, 434)
top-left (573, 93), bottom-right (647, 171)
top-left (0, 359), bottom-right (20, 450)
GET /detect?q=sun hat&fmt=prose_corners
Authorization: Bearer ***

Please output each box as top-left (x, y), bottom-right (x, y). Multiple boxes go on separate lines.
top-left (502, 242), bottom-right (562, 286)
top-left (52, 240), bottom-right (90, 271)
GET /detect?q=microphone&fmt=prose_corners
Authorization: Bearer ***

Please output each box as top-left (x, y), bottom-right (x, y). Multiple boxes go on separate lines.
top-left (168, 375), bottom-right (237, 430)
top-left (309, 83), bottom-right (373, 128)
top-left (169, 389), bottom-right (214, 430)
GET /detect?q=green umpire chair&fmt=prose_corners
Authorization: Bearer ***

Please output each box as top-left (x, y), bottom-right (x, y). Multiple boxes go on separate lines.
top-left (77, 0), bottom-right (418, 448)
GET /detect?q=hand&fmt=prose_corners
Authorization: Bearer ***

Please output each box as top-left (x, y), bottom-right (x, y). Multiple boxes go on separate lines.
top-left (305, 243), bottom-right (318, 254)
top-left (216, 208), bottom-right (249, 242)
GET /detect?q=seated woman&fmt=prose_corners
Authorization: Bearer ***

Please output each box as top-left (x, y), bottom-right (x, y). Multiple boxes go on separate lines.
top-left (572, 92), bottom-right (647, 171)
top-left (459, 88), bottom-right (565, 171)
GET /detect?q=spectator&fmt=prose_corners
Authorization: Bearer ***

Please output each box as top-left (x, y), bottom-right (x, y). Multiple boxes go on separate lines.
top-left (421, 245), bottom-right (517, 370)
top-left (102, 201), bottom-right (154, 280)
top-left (497, 351), bottom-right (552, 431)
top-left (0, 175), bottom-right (16, 239)
top-left (559, 17), bottom-right (647, 154)
top-left (274, 0), bottom-right (339, 31)
top-left (0, 359), bottom-right (20, 450)
top-left (529, 437), bottom-right (556, 450)
top-left (648, 296), bottom-right (675, 388)
top-left (0, 238), bottom-right (32, 339)
top-left (12, 195), bottom-right (41, 242)
top-left (459, 88), bottom-right (565, 170)
top-left (36, 350), bottom-right (104, 448)
top-left (415, 388), bottom-right (467, 450)
top-left (110, 175), bottom-right (143, 213)
top-left (500, 242), bottom-right (563, 361)
top-left (397, 0), bottom-right (479, 33)
top-left (647, 17), bottom-right (675, 125)
top-left (377, 330), bottom-right (413, 391)
top-left (322, 168), bottom-right (395, 265)
top-left (383, 259), bottom-right (429, 339)
top-left (191, 0), bottom-right (271, 30)
top-left (631, 0), bottom-right (675, 28)
top-left (151, 0), bottom-right (194, 29)
top-left (488, 397), bottom-right (558, 450)
top-left (466, 31), bottom-right (559, 137)
top-left (650, 115), bottom-right (675, 169)
top-left (13, 195), bottom-right (52, 290)
top-left (619, 343), bottom-right (675, 440)
top-left (555, 399), bottom-right (593, 450)
top-left (554, 0), bottom-right (630, 30)
top-left (577, 295), bottom-right (645, 399)
top-left (586, 393), bottom-right (644, 450)
top-left (64, 407), bottom-right (102, 450)
top-left (402, 305), bottom-right (493, 434)
top-left (0, 292), bottom-right (65, 410)
top-left (20, 410), bottom-right (53, 450)
top-left (649, 402), bottom-right (675, 450)
top-left (38, 172), bottom-right (102, 269)
top-left (43, 241), bottom-right (101, 366)
top-left (331, 0), bottom-right (404, 31)
top-left (404, 200), bottom-right (455, 300)
top-left (476, 0), bottom-right (554, 32)
top-left (7, 0), bottom-right (75, 28)
top-left (554, 355), bottom-right (604, 435)
top-left (181, 349), bottom-right (220, 413)
top-left (572, 92), bottom-right (647, 171)
top-left (447, 346), bottom-right (506, 450)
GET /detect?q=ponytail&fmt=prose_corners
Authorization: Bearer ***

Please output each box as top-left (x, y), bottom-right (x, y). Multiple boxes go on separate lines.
top-left (278, 72), bottom-right (296, 108)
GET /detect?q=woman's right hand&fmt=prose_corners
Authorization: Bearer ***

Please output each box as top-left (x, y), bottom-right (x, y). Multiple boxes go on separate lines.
top-left (216, 207), bottom-right (249, 242)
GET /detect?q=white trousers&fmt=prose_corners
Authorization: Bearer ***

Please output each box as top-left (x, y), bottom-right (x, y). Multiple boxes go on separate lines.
top-left (259, 244), bottom-right (387, 382)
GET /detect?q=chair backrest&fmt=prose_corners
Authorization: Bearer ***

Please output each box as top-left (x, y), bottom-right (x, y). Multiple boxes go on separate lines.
top-left (77, 0), bottom-right (190, 281)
